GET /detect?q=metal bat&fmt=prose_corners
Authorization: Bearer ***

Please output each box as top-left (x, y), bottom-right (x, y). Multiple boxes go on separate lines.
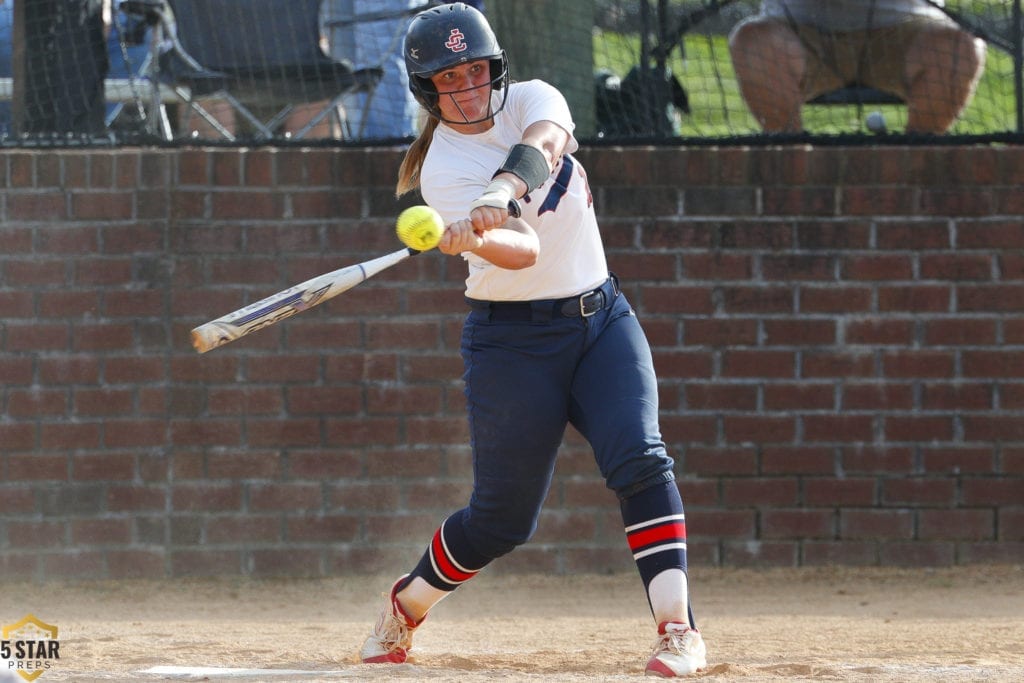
top-left (190, 247), bottom-right (418, 353)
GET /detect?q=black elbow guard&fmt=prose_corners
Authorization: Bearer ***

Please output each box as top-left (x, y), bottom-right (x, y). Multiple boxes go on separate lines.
top-left (495, 143), bottom-right (550, 194)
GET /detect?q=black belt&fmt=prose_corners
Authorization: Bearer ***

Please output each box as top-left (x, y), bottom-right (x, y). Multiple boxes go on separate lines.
top-left (467, 276), bottom-right (620, 322)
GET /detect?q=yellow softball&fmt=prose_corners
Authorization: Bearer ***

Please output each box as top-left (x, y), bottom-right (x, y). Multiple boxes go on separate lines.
top-left (396, 205), bottom-right (444, 251)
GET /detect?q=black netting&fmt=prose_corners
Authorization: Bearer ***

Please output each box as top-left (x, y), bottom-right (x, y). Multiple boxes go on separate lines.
top-left (1, 0), bottom-right (1021, 147)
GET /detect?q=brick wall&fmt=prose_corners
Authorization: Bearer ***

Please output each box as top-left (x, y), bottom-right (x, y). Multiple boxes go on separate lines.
top-left (1, 145), bottom-right (1022, 581)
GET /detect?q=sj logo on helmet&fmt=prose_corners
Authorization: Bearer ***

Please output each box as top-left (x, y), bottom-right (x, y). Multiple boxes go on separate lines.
top-left (445, 28), bottom-right (467, 52)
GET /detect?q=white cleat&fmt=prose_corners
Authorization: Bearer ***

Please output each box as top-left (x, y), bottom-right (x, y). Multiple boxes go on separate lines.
top-left (360, 575), bottom-right (423, 664)
top-left (645, 621), bottom-right (707, 677)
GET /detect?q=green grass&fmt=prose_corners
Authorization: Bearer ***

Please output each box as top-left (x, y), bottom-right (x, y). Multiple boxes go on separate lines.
top-left (594, 28), bottom-right (1019, 138)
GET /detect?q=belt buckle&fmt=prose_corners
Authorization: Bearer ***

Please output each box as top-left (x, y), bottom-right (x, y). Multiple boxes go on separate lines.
top-left (580, 290), bottom-right (601, 317)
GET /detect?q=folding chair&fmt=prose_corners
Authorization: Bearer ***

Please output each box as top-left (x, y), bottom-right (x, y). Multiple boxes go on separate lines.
top-left (118, 0), bottom-right (239, 140)
top-left (166, 0), bottom-right (384, 141)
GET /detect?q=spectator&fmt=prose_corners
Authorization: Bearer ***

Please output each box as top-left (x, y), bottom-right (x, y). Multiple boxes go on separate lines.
top-left (324, 0), bottom-right (428, 140)
top-left (728, 0), bottom-right (986, 134)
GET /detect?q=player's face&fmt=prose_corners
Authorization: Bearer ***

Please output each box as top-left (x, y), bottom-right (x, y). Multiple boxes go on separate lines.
top-left (430, 59), bottom-right (493, 126)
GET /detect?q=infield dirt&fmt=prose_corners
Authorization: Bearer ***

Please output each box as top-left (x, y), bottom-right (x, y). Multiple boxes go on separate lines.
top-left (2, 565), bottom-right (1022, 682)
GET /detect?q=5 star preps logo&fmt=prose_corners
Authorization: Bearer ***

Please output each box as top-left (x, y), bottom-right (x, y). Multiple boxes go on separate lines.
top-left (1, 615), bottom-right (60, 682)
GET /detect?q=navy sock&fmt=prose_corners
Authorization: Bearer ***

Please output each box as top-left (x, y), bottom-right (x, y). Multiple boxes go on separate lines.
top-left (620, 480), bottom-right (695, 625)
top-left (401, 508), bottom-right (491, 592)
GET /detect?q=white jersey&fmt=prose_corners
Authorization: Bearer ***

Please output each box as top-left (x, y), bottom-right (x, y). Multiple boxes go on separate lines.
top-left (762, 0), bottom-right (947, 30)
top-left (420, 80), bottom-right (608, 302)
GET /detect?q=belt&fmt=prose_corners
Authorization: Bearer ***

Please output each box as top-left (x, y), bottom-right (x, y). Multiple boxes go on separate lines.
top-left (467, 276), bottom-right (620, 322)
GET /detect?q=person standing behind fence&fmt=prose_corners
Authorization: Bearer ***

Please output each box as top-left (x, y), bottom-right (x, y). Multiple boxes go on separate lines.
top-left (12, 0), bottom-right (110, 135)
top-left (728, 0), bottom-right (986, 134)
top-left (357, 3), bottom-right (707, 677)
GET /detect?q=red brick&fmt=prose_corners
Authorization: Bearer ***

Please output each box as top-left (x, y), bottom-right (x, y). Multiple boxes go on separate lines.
top-left (920, 254), bottom-right (993, 280)
top-left (721, 540), bottom-right (798, 566)
top-left (722, 478), bottom-right (799, 506)
top-left (39, 423), bottom-right (101, 450)
top-left (43, 551), bottom-right (106, 579)
top-left (961, 478), bottom-right (1024, 506)
top-left (249, 483), bottom-right (323, 512)
top-left (845, 319), bottom-right (914, 345)
top-left (884, 416), bottom-right (954, 442)
top-left (0, 292), bottom-right (34, 319)
top-left (722, 350), bottom-right (795, 378)
top-left (8, 193), bottom-right (69, 220)
top-left (763, 383), bottom-right (833, 410)
top-left (761, 509), bottom-right (835, 538)
top-left (842, 254), bottom-right (913, 280)
top-left (803, 541), bottom-right (878, 565)
top-left (105, 357), bottom-right (165, 384)
top-left (878, 542), bottom-right (956, 566)
top-left (761, 447), bottom-right (835, 475)
top-left (876, 222), bottom-right (950, 249)
top-left (287, 386), bottom-right (364, 415)
top-left (644, 286), bottom-right (714, 314)
top-left (918, 509), bottom-right (994, 540)
top-left (878, 285), bottom-right (951, 312)
top-left (72, 191), bottom-right (134, 219)
top-left (803, 415), bottom-right (874, 442)
top-left (652, 350), bottom-right (713, 379)
top-left (841, 447), bottom-right (914, 473)
top-left (685, 447), bottom-right (758, 476)
top-left (921, 447), bottom-right (995, 474)
top-left (106, 551), bottom-right (167, 579)
top-left (74, 323), bottom-right (134, 351)
top-left (685, 384), bottom-right (757, 411)
top-left (804, 478), bottom-right (877, 506)
top-left (721, 286), bottom-right (793, 314)
top-left (881, 350), bottom-right (955, 378)
top-left (882, 478), bottom-right (957, 506)
top-left (959, 284), bottom-right (1024, 311)
top-left (841, 509), bottom-right (914, 539)
top-left (38, 226), bottom-right (99, 253)
top-left (843, 382), bottom-right (914, 410)
top-left (924, 319), bottom-right (997, 345)
top-left (108, 485), bottom-right (167, 512)
top-left (208, 387), bottom-right (284, 415)
top-left (921, 382), bottom-right (992, 410)
top-left (6, 454), bottom-right (69, 481)
top-left (762, 254), bottom-right (834, 281)
top-left (72, 518), bottom-right (132, 544)
top-left (682, 252), bottom-right (752, 280)
top-left (247, 418), bottom-right (323, 447)
top-left (763, 319), bottom-right (836, 345)
top-left (170, 551), bottom-right (243, 576)
top-left (805, 286), bottom-right (875, 313)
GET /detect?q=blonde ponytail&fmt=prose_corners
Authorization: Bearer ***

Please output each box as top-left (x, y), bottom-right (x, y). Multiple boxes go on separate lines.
top-left (396, 116), bottom-right (440, 197)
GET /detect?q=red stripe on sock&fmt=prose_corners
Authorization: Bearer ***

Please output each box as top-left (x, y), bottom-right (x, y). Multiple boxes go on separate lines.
top-left (627, 521), bottom-right (686, 551)
top-left (430, 528), bottom-right (477, 583)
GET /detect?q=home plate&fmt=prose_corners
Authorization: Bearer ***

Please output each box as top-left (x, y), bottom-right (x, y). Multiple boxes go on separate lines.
top-left (140, 666), bottom-right (357, 678)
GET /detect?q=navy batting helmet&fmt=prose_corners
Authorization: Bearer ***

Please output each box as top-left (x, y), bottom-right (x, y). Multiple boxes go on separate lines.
top-left (404, 2), bottom-right (509, 123)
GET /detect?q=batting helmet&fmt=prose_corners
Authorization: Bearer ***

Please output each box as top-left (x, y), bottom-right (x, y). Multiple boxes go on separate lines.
top-left (404, 2), bottom-right (509, 123)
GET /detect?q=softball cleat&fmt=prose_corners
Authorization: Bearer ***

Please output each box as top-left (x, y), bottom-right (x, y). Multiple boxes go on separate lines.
top-left (360, 575), bottom-right (424, 664)
top-left (644, 621), bottom-right (707, 677)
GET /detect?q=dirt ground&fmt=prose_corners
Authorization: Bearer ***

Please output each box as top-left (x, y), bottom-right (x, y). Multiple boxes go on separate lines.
top-left (1, 565), bottom-right (1022, 682)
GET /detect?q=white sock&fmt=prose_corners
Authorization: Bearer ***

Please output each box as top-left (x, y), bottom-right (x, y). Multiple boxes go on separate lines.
top-left (396, 576), bottom-right (451, 622)
top-left (647, 568), bottom-right (690, 627)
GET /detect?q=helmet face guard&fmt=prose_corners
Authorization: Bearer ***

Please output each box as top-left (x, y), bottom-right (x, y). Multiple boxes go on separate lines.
top-left (405, 3), bottom-right (510, 124)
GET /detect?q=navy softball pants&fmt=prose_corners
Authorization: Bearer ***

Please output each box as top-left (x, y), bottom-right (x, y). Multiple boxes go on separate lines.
top-left (458, 276), bottom-right (676, 560)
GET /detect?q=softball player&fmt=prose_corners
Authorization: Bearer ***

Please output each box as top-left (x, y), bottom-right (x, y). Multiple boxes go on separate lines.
top-left (359, 3), bottom-right (706, 677)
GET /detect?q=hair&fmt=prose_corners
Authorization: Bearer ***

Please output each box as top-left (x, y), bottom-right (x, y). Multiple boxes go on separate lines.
top-left (396, 115), bottom-right (440, 197)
